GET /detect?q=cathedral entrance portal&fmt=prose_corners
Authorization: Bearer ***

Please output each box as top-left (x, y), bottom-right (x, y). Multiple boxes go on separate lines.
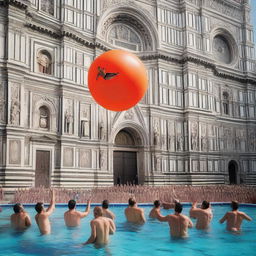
top-left (35, 150), bottom-right (50, 187)
top-left (113, 129), bottom-right (141, 185)
top-left (114, 151), bottom-right (138, 185)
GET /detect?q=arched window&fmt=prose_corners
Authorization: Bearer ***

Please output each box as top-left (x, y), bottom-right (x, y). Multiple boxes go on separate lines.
top-left (37, 50), bottom-right (52, 75)
top-left (39, 106), bottom-right (49, 129)
top-left (223, 92), bottom-right (229, 115)
top-left (108, 24), bottom-right (142, 51)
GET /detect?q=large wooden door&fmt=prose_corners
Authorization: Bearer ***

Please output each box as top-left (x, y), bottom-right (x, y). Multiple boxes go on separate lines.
top-left (114, 151), bottom-right (138, 185)
top-left (35, 150), bottom-right (50, 188)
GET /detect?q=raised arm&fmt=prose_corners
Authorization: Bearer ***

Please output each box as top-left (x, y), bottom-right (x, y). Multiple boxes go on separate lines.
top-left (189, 202), bottom-right (198, 218)
top-left (83, 221), bottom-right (96, 245)
top-left (156, 211), bottom-right (169, 222)
top-left (219, 213), bottom-right (228, 224)
top-left (242, 213), bottom-right (252, 221)
top-left (46, 189), bottom-right (55, 216)
top-left (79, 200), bottom-right (91, 218)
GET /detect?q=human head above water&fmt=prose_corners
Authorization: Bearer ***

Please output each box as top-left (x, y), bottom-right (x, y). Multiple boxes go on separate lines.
top-left (154, 200), bottom-right (161, 208)
top-left (231, 201), bottom-right (239, 211)
top-left (68, 200), bottom-right (76, 210)
top-left (102, 200), bottom-right (109, 209)
top-left (128, 198), bottom-right (136, 207)
top-left (201, 200), bottom-right (210, 209)
top-left (35, 202), bottom-right (44, 213)
top-left (13, 203), bottom-right (23, 213)
top-left (94, 206), bottom-right (103, 217)
top-left (175, 202), bottom-right (183, 213)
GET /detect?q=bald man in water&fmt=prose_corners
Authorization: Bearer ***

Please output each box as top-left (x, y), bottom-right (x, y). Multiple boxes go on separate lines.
top-left (11, 203), bottom-right (31, 229)
top-left (35, 189), bottom-right (55, 235)
top-left (190, 201), bottom-right (213, 230)
top-left (83, 206), bottom-right (116, 245)
top-left (156, 202), bottom-right (193, 238)
top-left (125, 198), bottom-right (146, 224)
top-left (219, 201), bottom-right (252, 232)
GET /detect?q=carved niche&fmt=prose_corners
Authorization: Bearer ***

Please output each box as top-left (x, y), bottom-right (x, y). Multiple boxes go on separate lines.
top-left (63, 147), bottom-right (73, 167)
top-left (41, 0), bottom-right (54, 15)
top-left (79, 149), bottom-right (91, 168)
top-left (191, 122), bottom-right (198, 151)
top-left (80, 104), bottom-right (90, 137)
top-left (37, 50), bottom-right (52, 75)
top-left (64, 99), bottom-right (73, 134)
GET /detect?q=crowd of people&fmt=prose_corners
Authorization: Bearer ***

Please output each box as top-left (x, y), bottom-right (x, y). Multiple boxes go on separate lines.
top-left (11, 185), bottom-right (256, 204)
top-left (8, 188), bottom-right (253, 246)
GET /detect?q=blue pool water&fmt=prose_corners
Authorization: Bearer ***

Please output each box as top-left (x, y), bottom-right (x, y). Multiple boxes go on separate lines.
top-left (0, 204), bottom-right (255, 256)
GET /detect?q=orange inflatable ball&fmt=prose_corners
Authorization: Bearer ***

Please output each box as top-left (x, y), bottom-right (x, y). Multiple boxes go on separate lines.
top-left (88, 49), bottom-right (148, 111)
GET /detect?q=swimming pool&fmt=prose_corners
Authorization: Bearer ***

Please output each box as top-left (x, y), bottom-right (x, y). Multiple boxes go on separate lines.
top-left (0, 204), bottom-right (255, 256)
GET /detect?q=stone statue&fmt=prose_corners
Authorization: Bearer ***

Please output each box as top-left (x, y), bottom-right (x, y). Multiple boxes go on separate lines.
top-left (99, 122), bottom-right (106, 140)
top-left (39, 107), bottom-right (49, 129)
top-left (41, 0), bottom-right (54, 15)
top-left (10, 99), bottom-right (20, 125)
top-left (99, 150), bottom-right (105, 168)
top-left (81, 120), bottom-right (89, 137)
top-left (65, 110), bottom-right (73, 134)
top-left (37, 51), bottom-right (51, 74)
top-left (201, 136), bottom-right (207, 151)
top-left (154, 155), bottom-right (161, 172)
top-left (153, 130), bottom-right (160, 146)
top-left (177, 135), bottom-right (184, 151)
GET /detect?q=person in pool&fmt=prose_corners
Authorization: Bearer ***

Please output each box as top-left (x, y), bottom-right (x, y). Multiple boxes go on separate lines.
top-left (102, 200), bottom-right (115, 220)
top-left (149, 200), bottom-right (161, 218)
top-left (11, 203), bottom-right (31, 229)
top-left (219, 201), bottom-right (252, 232)
top-left (83, 206), bottom-right (116, 246)
top-left (156, 202), bottom-right (193, 238)
top-left (125, 198), bottom-right (146, 224)
top-left (64, 199), bottom-right (91, 227)
top-left (189, 201), bottom-right (213, 230)
top-left (35, 189), bottom-right (55, 235)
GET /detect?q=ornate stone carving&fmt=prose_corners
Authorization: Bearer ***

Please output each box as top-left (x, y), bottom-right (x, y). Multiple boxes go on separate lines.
top-left (10, 84), bottom-right (20, 126)
top-left (39, 106), bottom-right (49, 129)
top-left (201, 137), bottom-right (207, 151)
top-left (41, 0), bottom-right (54, 15)
top-left (124, 109), bottom-right (134, 120)
top-left (205, 0), bottom-right (242, 21)
top-left (99, 150), bottom-right (106, 169)
top-left (99, 121), bottom-right (106, 141)
top-left (177, 135), bottom-right (184, 151)
top-left (0, 83), bottom-right (5, 123)
top-left (191, 122), bottom-right (198, 151)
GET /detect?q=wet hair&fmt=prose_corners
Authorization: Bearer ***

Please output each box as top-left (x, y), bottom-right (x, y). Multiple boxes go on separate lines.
top-left (231, 201), bottom-right (239, 211)
top-left (174, 202), bottom-right (183, 213)
top-left (94, 206), bottom-right (103, 217)
top-left (35, 202), bottom-right (44, 213)
top-left (201, 200), bottom-right (210, 209)
top-left (128, 198), bottom-right (136, 207)
top-left (13, 203), bottom-right (22, 213)
top-left (68, 200), bottom-right (76, 210)
top-left (154, 200), bottom-right (161, 208)
top-left (102, 200), bottom-right (109, 209)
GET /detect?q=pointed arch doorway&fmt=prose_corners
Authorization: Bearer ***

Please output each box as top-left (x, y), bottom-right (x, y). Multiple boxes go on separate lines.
top-left (228, 160), bottom-right (239, 184)
top-left (113, 128), bottom-right (141, 185)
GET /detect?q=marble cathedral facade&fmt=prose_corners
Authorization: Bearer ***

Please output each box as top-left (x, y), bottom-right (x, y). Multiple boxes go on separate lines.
top-left (0, 0), bottom-right (256, 190)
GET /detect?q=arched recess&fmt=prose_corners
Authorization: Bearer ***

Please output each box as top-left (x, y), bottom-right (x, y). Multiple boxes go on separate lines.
top-left (33, 99), bottom-right (57, 132)
top-left (97, 5), bottom-right (159, 51)
top-left (228, 160), bottom-right (239, 185)
top-left (111, 122), bottom-right (148, 185)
